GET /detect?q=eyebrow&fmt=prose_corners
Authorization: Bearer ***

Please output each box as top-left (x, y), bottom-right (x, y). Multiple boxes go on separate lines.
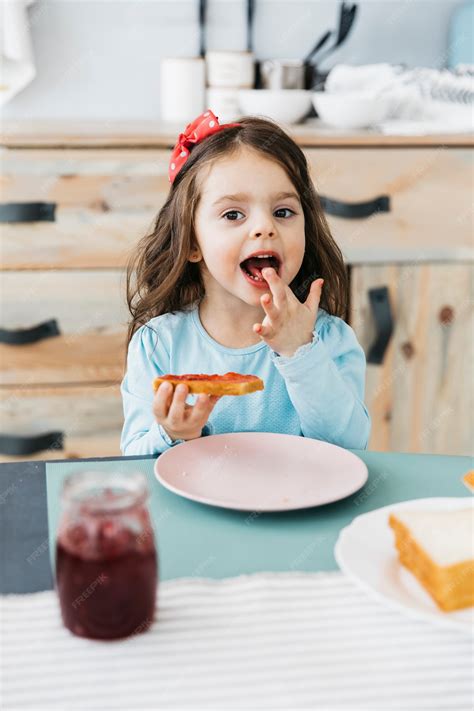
top-left (212, 191), bottom-right (300, 206)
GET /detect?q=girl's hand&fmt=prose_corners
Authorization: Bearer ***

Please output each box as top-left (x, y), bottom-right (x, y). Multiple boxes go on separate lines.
top-left (253, 267), bottom-right (324, 358)
top-left (153, 383), bottom-right (220, 442)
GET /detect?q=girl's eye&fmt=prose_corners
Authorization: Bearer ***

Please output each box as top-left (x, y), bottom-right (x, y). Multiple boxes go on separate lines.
top-left (222, 210), bottom-right (244, 221)
top-left (223, 208), bottom-right (295, 221)
top-left (274, 208), bottom-right (295, 218)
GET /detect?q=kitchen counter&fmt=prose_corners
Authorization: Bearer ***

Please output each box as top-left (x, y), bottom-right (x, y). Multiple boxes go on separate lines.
top-left (1, 118), bottom-right (473, 148)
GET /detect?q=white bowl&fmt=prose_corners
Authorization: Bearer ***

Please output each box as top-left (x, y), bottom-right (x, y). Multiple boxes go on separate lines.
top-left (237, 89), bottom-right (312, 124)
top-left (312, 90), bottom-right (393, 129)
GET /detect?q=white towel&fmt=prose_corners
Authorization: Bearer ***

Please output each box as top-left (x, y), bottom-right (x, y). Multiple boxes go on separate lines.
top-left (325, 63), bottom-right (405, 95)
top-left (0, 0), bottom-right (37, 106)
top-left (324, 62), bottom-right (474, 133)
top-left (1, 572), bottom-right (472, 710)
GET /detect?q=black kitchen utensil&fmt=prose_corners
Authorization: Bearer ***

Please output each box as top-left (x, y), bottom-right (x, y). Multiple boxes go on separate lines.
top-left (303, 30), bottom-right (333, 89)
top-left (314, 2), bottom-right (358, 68)
top-left (303, 30), bottom-right (333, 66)
top-left (305, 33), bottom-right (334, 89)
top-left (199, 0), bottom-right (206, 58)
top-left (247, 0), bottom-right (254, 53)
top-left (247, 0), bottom-right (261, 87)
top-left (337, 2), bottom-right (358, 46)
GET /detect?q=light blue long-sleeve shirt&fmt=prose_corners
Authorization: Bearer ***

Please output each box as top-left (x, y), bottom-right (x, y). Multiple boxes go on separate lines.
top-left (120, 305), bottom-right (371, 455)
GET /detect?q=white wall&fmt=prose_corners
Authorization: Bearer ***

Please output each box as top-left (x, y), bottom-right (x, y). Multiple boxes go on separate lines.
top-left (1, 0), bottom-right (462, 120)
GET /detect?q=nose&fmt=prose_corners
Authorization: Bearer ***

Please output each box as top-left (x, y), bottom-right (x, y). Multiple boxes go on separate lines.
top-left (252, 229), bottom-right (274, 238)
top-left (249, 214), bottom-right (276, 239)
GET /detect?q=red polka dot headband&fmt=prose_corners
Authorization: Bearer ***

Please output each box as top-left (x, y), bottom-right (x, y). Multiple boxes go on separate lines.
top-left (169, 109), bottom-right (240, 184)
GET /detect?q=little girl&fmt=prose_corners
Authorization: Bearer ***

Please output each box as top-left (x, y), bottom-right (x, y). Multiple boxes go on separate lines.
top-left (121, 110), bottom-right (371, 455)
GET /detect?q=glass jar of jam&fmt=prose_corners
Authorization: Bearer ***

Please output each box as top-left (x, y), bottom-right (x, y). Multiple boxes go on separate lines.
top-left (55, 470), bottom-right (157, 640)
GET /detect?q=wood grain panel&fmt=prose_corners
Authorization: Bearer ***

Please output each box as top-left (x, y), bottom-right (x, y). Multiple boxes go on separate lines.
top-left (307, 148), bottom-right (474, 263)
top-left (0, 384), bottom-right (123, 462)
top-left (1, 118), bottom-right (472, 147)
top-left (0, 332), bottom-right (125, 386)
top-left (1, 149), bottom-right (169, 269)
top-left (2, 148), bottom-right (473, 269)
top-left (350, 263), bottom-right (473, 456)
top-left (1, 270), bottom-right (129, 332)
top-left (1, 211), bottom-right (153, 269)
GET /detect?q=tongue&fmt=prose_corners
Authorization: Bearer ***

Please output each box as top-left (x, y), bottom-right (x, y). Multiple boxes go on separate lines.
top-left (243, 257), bottom-right (273, 278)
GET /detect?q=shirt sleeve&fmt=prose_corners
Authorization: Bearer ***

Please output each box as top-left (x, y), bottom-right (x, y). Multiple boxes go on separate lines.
top-left (120, 323), bottom-right (174, 456)
top-left (270, 314), bottom-right (371, 450)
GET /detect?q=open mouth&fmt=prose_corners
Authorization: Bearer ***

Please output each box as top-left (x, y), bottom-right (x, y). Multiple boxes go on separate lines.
top-left (239, 254), bottom-right (281, 284)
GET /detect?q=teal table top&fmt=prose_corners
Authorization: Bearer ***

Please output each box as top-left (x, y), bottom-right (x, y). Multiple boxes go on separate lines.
top-left (46, 450), bottom-right (472, 580)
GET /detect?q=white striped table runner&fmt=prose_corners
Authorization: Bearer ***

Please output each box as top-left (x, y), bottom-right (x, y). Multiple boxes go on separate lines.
top-left (1, 572), bottom-right (472, 710)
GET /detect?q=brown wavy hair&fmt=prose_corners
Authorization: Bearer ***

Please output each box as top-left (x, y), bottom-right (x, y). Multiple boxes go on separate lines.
top-left (125, 116), bottom-right (348, 350)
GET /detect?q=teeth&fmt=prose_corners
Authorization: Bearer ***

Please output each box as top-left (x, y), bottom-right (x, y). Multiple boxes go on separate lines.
top-left (241, 265), bottom-right (264, 282)
top-left (241, 254), bottom-right (279, 262)
top-left (241, 254), bottom-right (280, 283)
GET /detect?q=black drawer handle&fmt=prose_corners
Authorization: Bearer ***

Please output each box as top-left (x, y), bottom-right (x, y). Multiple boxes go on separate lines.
top-left (0, 202), bottom-right (56, 223)
top-left (367, 286), bottom-right (394, 365)
top-left (0, 319), bottom-right (61, 345)
top-left (0, 432), bottom-right (64, 456)
top-left (320, 194), bottom-right (390, 219)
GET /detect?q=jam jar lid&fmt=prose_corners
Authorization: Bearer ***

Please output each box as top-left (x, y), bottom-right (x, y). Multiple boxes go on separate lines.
top-left (61, 470), bottom-right (148, 515)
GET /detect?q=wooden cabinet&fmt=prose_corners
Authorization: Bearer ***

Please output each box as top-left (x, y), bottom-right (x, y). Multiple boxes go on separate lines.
top-left (350, 264), bottom-right (473, 456)
top-left (304, 148), bottom-right (473, 456)
top-left (0, 127), bottom-right (472, 460)
top-left (0, 148), bottom-right (170, 460)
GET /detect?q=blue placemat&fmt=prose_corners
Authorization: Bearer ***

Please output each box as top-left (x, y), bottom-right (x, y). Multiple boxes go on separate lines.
top-left (46, 451), bottom-right (471, 581)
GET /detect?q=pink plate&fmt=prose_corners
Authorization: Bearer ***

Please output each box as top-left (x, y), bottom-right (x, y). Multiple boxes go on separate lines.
top-left (154, 432), bottom-right (368, 512)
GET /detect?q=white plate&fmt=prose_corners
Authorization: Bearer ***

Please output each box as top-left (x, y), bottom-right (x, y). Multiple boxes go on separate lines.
top-left (335, 497), bottom-right (474, 635)
top-left (154, 432), bottom-right (368, 512)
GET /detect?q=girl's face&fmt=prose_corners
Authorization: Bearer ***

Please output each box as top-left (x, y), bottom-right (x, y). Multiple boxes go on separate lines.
top-left (192, 146), bottom-right (305, 310)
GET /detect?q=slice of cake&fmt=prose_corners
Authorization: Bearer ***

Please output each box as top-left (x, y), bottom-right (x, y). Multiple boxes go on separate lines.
top-left (389, 508), bottom-right (474, 612)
